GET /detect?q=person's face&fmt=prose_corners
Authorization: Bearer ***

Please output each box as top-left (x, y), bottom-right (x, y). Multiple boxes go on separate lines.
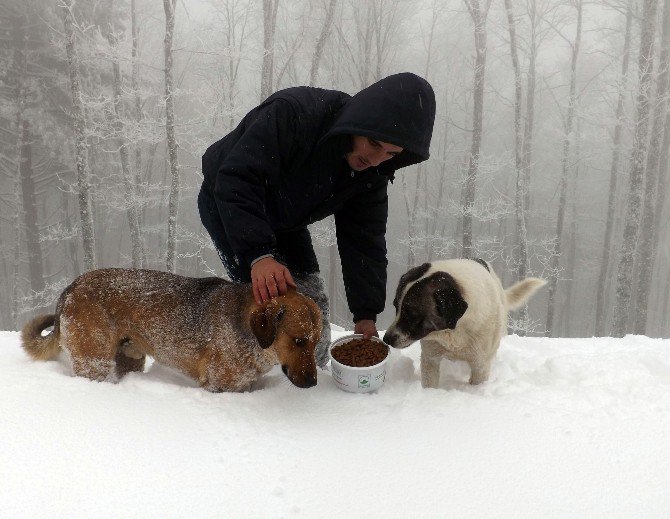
top-left (345, 135), bottom-right (403, 171)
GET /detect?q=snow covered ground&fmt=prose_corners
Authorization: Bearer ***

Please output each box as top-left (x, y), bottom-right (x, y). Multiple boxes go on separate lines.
top-left (2, 327), bottom-right (669, 518)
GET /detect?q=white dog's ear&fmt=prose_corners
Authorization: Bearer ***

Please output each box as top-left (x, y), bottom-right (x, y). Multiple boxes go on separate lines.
top-left (434, 287), bottom-right (468, 329)
top-left (250, 301), bottom-right (286, 348)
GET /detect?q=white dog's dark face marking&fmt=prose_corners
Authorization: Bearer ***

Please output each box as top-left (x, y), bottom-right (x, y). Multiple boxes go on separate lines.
top-left (383, 263), bottom-right (468, 349)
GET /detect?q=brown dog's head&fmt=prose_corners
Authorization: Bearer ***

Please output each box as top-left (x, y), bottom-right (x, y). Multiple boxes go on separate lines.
top-left (383, 262), bottom-right (468, 349)
top-left (250, 290), bottom-right (322, 388)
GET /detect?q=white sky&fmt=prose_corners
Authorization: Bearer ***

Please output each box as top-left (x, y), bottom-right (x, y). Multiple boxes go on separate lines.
top-left (2, 328), bottom-right (669, 517)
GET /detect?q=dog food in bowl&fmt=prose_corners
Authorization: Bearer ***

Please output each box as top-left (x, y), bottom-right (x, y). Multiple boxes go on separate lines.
top-left (331, 338), bottom-right (388, 367)
top-left (329, 334), bottom-right (390, 393)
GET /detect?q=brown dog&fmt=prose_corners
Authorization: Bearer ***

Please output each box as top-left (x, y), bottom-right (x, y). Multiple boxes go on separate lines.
top-left (21, 268), bottom-right (322, 392)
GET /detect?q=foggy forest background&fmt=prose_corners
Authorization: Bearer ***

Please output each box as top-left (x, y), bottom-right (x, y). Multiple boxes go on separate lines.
top-left (0, 0), bottom-right (668, 338)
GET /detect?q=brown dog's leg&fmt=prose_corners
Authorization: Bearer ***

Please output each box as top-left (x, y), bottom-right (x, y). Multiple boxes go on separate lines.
top-left (115, 346), bottom-right (146, 379)
top-left (62, 309), bottom-right (116, 382)
top-left (70, 355), bottom-right (115, 382)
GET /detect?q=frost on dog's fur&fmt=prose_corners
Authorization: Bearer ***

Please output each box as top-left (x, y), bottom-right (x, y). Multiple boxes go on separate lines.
top-left (384, 259), bottom-right (546, 387)
top-left (21, 268), bottom-right (322, 392)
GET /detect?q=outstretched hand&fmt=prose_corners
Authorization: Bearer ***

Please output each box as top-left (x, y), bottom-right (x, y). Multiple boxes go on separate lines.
top-left (354, 319), bottom-right (378, 339)
top-left (251, 257), bottom-right (296, 305)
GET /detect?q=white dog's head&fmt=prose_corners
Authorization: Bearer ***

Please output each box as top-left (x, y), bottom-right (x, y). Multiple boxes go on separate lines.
top-left (383, 262), bottom-right (469, 349)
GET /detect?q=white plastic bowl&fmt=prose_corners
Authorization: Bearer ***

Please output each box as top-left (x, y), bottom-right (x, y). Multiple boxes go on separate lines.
top-left (329, 334), bottom-right (390, 393)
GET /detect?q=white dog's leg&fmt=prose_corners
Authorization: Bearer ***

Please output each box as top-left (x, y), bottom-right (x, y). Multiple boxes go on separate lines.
top-left (468, 357), bottom-right (491, 385)
top-left (420, 340), bottom-right (443, 388)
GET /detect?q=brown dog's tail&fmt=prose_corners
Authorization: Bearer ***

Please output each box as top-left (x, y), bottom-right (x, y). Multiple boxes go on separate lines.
top-left (505, 278), bottom-right (547, 311)
top-left (21, 314), bottom-right (60, 361)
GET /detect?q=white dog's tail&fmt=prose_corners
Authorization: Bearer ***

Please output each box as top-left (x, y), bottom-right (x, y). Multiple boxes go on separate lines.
top-left (505, 278), bottom-right (547, 311)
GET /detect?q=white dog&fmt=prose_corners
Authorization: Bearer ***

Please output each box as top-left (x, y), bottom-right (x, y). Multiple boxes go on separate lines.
top-left (383, 259), bottom-right (546, 387)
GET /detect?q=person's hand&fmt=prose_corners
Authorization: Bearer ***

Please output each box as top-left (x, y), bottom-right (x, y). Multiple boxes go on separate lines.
top-left (251, 257), bottom-right (296, 304)
top-left (354, 319), bottom-right (378, 339)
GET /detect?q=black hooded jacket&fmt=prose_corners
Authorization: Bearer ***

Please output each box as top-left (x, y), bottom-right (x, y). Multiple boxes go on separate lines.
top-left (201, 72), bottom-right (436, 321)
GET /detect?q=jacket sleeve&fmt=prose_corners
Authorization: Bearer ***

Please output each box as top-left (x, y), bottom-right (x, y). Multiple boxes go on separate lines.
top-left (212, 99), bottom-right (299, 268)
top-left (334, 179), bottom-right (389, 322)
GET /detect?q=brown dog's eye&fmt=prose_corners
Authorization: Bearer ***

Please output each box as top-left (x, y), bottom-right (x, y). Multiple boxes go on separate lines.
top-left (295, 338), bottom-right (307, 346)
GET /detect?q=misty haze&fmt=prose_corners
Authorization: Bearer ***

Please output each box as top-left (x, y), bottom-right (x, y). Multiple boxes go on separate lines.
top-left (1, 0), bottom-right (669, 338)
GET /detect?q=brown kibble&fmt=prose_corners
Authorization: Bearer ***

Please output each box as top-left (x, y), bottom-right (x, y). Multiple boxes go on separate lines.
top-left (331, 338), bottom-right (388, 368)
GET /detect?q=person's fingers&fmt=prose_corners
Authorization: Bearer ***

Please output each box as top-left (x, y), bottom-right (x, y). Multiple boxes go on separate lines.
top-left (262, 286), bottom-right (271, 303)
top-left (355, 320), bottom-right (378, 340)
top-left (258, 276), bottom-right (271, 303)
top-left (266, 273), bottom-right (279, 298)
top-left (252, 280), bottom-right (262, 305)
top-left (284, 268), bottom-right (297, 288)
top-left (275, 272), bottom-right (288, 295)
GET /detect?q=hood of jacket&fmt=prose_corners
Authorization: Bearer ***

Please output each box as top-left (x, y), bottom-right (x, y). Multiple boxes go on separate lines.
top-left (320, 72), bottom-right (436, 174)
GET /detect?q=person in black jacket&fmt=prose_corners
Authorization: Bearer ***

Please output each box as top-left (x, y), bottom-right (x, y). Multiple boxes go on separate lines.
top-left (198, 72), bottom-right (436, 367)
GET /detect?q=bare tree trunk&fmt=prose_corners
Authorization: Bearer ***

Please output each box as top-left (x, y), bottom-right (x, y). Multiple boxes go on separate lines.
top-left (561, 213), bottom-right (577, 336)
top-left (163, 0), bottom-right (180, 273)
top-left (400, 174), bottom-right (415, 265)
top-left (131, 0), bottom-right (146, 268)
top-left (414, 1), bottom-right (442, 265)
top-left (107, 16), bottom-right (145, 269)
top-left (650, 88), bottom-right (670, 331)
top-left (595, 3), bottom-right (633, 336)
top-left (561, 121), bottom-right (581, 335)
top-left (9, 10), bottom-right (28, 328)
top-left (226, 2), bottom-right (251, 130)
top-left (504, 0), bottom-right (531, 333)
top-left (131, 0), bottom-right (142, 173)
top-left (370, 0), bottom-right (401, 82)
top-left (18, 121), bottom-right (45, 296)
top-left (61, 189), bottom-right (81, 278)
top-left (505, 0), bottom-right (528, 277)
top-left (426, 87), bottom-right (450, 261)
top-left (522, 0), bottom-right (538, 215)
top-left (545, 0), bottom-right (582, 337)
top-left (62, 0), bottom-right (96, 271)
top-left (461, 0), bottom-right (492, 258)
top-left (406, 162), bottom-right (424, 268)
top-left (612, 0), bottom-right (660, 337)
top-left (633, 0), bottom-right (670, 333)
top-left (309, 0), bottom-right (338, 86)
top-left (660, 257), bottom-right (670, 335)
top-left (261, 0), bottom-right (279, 99)
top-left (11, 11), bottom-right (44, 300)
top-left (12, 186), bottom-right (21, 328)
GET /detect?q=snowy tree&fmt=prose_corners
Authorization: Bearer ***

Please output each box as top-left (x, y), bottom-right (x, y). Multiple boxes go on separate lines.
top-left (545, 0), bottom-right (583, 337)
top-left (461, 0), bottom-right (493, 258)
top-left (612, 0), bottom-right (659, 336)
top-left (309, 0), bottom-right (338, 86)
top-left (163, 0), bottom-right (180, 273)
top-left (260, 0), bottom-right (279, 99)
top-left (104, 0), bottom-right (145, 268)
top-left (595, 1), bottom-right (633, 337)
top-left (61, 0), bottom-right (96, 271)
top-left (633, 0), bottom-right (670, 333)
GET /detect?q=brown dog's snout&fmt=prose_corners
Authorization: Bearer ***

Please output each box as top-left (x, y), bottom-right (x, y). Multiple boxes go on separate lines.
top-left (296, 372), bottom-right (317, 388)
top-left (282, 364), bottom-right (317, 388)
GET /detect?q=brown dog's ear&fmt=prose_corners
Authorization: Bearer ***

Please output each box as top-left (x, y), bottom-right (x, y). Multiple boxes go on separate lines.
top-left (305, 296), bottom-right (323, 342)
top-left (250, 301), bottom-right (287, 349)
